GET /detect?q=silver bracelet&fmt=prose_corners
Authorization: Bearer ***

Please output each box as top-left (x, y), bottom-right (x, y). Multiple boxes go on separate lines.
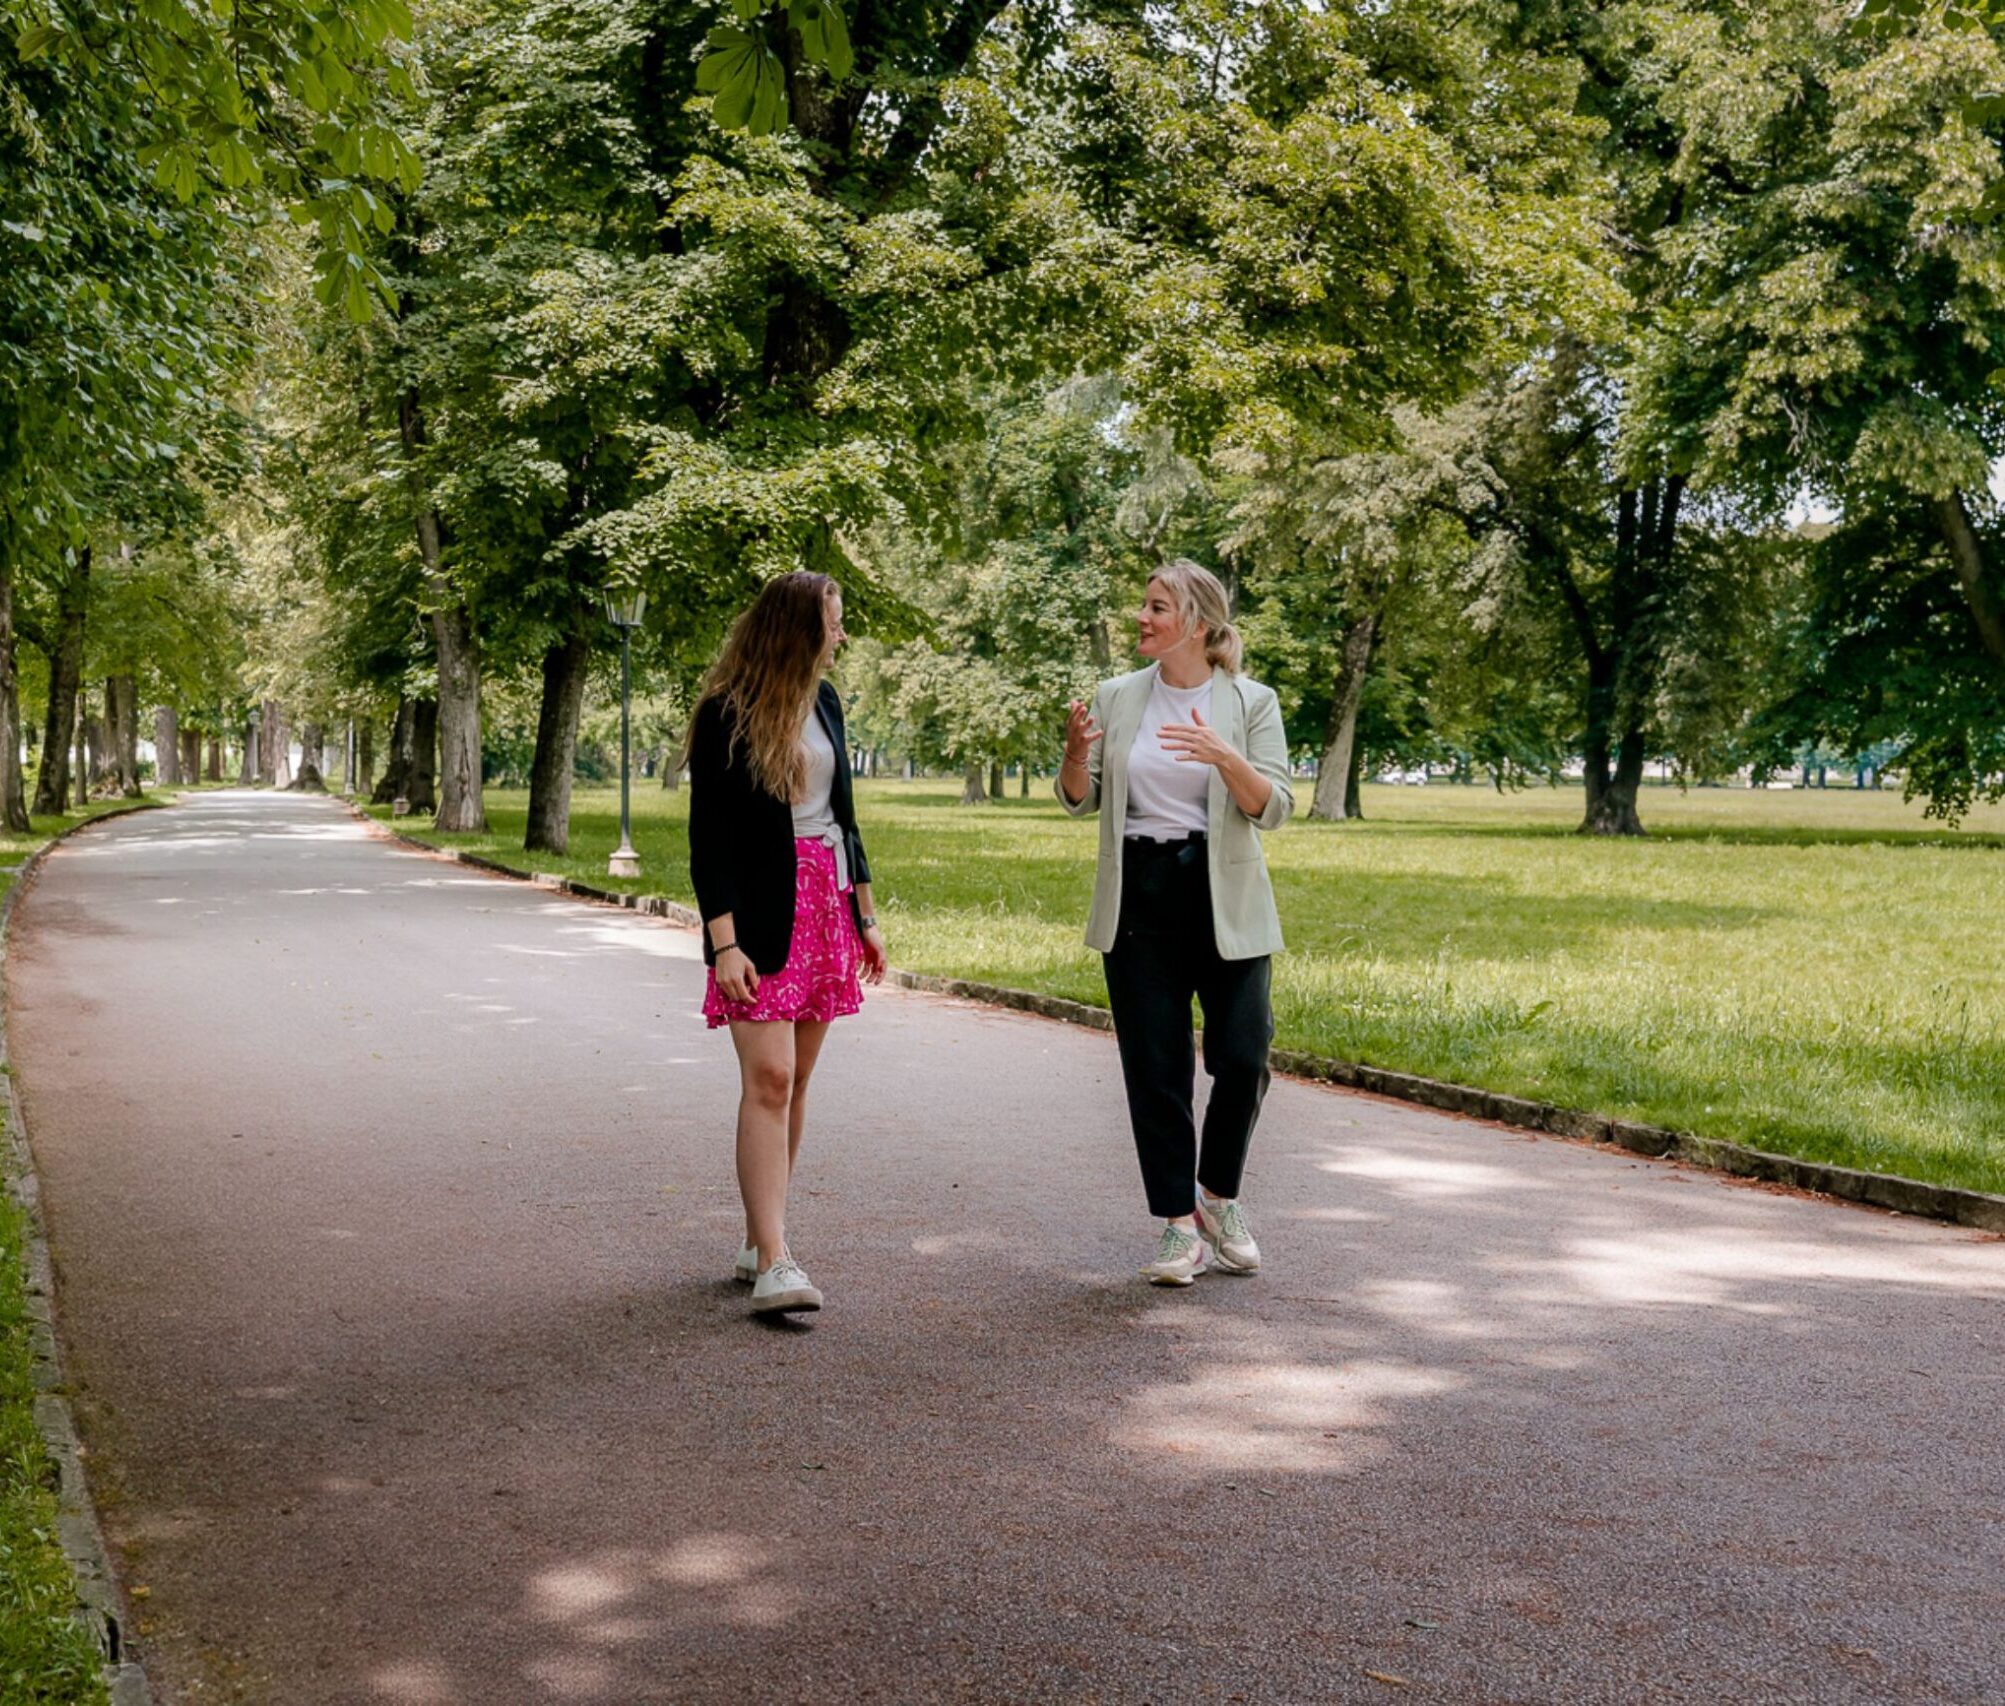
top-left (859, 914), bottom-right (879, 930)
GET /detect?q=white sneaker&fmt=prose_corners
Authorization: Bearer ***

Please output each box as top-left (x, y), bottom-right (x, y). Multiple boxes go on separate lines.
top-left (1142, 1222), bottom-right (1211, 1286)
top-left (734, 1242), bottom-right (758, 1284)
top-left (1197, 1193), bottom-right (1260, 1274)
top-left (750, 1256), bottom-right (823, 1315)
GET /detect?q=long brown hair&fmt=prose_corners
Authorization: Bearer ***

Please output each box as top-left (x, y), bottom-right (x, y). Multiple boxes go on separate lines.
top-left (688, 572), bottom-right (836, 802)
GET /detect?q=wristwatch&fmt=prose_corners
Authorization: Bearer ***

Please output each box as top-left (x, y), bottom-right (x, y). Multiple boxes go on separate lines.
top-left (859, 914), bottom-right (879, 931)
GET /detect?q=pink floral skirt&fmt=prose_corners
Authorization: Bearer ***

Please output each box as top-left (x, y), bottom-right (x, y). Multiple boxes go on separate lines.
top-left (702, 838), bottom-right (864, 1028)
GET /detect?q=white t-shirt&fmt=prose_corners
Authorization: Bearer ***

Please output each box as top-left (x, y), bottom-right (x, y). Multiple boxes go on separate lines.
top-left (1123, 675), bottom-right (1213, 838)
top-left (793, 709), bottom-right (850, 888)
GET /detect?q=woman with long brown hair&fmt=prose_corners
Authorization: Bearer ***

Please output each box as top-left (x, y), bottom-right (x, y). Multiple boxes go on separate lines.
top-left (686, 572), bottom-right (886, 1316)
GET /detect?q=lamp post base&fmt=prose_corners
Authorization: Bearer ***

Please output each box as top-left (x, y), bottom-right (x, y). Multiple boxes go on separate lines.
top-left (608, 842), bottom-right (642, 879)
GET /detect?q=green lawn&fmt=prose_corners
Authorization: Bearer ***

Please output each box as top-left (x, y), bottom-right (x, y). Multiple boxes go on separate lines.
top-left (376, 777), bottom-right (2005, 1197)
top-left (0, 798), bottom-right (157, 1706)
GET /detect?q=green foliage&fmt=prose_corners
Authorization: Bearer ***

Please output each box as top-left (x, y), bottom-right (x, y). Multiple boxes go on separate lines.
top-left (1630, 0), bottom-right (2005, 814)
top-left (697, 26), bottom-right (789, 135)
top-left (1069, 0), bottom-right (1611, 454)
top-left (851, 383), bottom-right (1142, 773)
top-left (1758, 512), bottom-right (2005, 822)
top-left (6, 0), bottom-right (420, 313)
top-left (697, 0), bottom-right (852, 134)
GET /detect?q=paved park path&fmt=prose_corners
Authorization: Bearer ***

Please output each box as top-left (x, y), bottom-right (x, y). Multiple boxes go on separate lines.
top-left (10, 791), bottom-right (2005, 1705)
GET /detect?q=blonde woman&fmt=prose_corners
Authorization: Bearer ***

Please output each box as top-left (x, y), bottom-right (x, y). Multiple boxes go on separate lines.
top-left (1058, 560), bottom-right (1293, 1284)
top-left (687, 573), bottom-right (887, 1316)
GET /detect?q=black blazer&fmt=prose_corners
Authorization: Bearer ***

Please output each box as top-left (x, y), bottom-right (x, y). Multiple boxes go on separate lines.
top-left (687, 679), bottom-right (872, 975)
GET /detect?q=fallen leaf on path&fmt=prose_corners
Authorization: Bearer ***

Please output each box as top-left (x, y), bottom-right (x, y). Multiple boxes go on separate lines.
top-left (1363, 1671), bottom-right (1408, 1688)
top-left (1403, 1619), bottom-right (1440, 1630)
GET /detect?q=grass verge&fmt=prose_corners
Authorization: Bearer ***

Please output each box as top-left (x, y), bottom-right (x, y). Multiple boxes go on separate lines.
top-left (369, 778), bottom-right (2005, 1198)
top-left (0, 795), bottom-right (170, 1706)
top-left (0, 1189), bottom-right (110, 1705)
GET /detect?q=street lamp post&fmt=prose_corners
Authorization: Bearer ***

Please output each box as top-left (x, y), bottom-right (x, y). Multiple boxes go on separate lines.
top-left (605, 588), bottom-right (648, 878)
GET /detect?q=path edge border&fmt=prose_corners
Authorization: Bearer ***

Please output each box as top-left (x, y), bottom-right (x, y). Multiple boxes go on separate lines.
top-left (344, 801), bottom-right (2005, 1239)
top-left (1, 799), bottom-right (165, 1706)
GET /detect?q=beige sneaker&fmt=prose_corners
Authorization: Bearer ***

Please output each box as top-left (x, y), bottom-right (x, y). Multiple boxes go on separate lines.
top-left (1142, 1222), bottom-right (1211, 1286)
top-left (751, 1256), bottom-right (823, 1315)
top-left (1197, 1193), bottom-right (1260, 1274)
top-left (734, 1242), bottom-right (758, 1284)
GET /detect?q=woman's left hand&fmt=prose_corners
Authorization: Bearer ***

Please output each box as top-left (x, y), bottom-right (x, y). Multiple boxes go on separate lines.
top-left (1158, 706), bottom-right (1234, 768)
top-left (860, 924), bottom-right (888, 985)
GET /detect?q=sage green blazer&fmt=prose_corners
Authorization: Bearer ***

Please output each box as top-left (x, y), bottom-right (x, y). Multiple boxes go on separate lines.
top-left (1057, 663), bottom-right (1293, 958)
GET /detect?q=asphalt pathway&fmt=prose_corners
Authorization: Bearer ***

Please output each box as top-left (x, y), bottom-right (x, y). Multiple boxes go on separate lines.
top-left (10, 791), bottom-right (2005, 1705)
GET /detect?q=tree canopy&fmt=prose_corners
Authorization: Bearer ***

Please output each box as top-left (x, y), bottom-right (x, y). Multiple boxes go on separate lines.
top-left (6, 0), bottom-right (2003, 835)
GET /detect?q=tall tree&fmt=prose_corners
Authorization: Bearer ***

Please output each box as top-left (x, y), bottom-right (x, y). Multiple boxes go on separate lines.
top-left (1639, 2), bottom-right (2005, 817)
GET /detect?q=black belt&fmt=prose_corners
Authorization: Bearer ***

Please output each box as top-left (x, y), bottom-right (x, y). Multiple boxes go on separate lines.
top-left (1124, 829), bottom-right (1206, 846)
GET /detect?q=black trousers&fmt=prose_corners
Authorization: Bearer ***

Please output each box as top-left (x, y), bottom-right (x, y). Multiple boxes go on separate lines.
top-left (1102, 835), bottom-right (1273, 1219)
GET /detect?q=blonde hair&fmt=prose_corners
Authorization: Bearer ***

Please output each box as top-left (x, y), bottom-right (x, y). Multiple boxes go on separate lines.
top-left (687, 572), bottom-right (836, 802)
top-left (1150, 558), bottom-right (1243, 674)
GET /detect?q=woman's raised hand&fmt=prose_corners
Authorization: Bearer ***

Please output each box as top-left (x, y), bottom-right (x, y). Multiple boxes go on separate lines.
top-left (1064, 699), bottom-right (1103, 764)
top-left (1158, 704), bottom-right (1234, 768)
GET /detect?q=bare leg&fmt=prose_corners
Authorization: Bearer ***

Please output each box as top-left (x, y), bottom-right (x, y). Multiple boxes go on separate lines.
top-left (730, 1020), bottom-right (796, 1270)
top-left (742, 1022), bottom-right (831, 1246)
top-left (788, 1020), bottom-right (832, 1177)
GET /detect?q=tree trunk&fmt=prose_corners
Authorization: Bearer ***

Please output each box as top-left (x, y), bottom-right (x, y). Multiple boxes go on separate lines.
top-left (431, 604), bottom-right (486, 831)
top-left (1932, 491), bottom-right (2005, 666)
top-left (1310, 610), bottom-right (1378, 821)
top-left (155, 706), bottom-right (181, 785)
top-left (290, 722), bottom-right (327, 792)
top-left (372, 696), bottom-right (414, 804)
top-left (1019, 761), bottom-right (1030, 798)
top-left (108, 675), bottom-right (142, 797)
top-left (660, 742), bottom-right (682, 790)
top-left (958, 761), bottom-right (987, 805)
top-left (356, 721), bottom-right (375, 798)
top-left (260, 699), bottom-right (290, 788)
top-left (240, 713), bottom-right (258, 785)
top-left (1344, 736), bottom-right (1364, 820)
top-left (988, 758), bottom-right (1004, 801)
top-left (1577, 477), bottom-right (1682, 836)
top-left (407, 699), bottom-right (439, 815)
top-left (1579, 645), bottom-right (1617, 828)
top-left (180, 726), bottom-right (201, 784)
top-left (1583, 721), bottom-right (1648, 835)
top-left (398, 385), bottom-right (485, 833)
top-left (32, 546), bottom-right (87, 815)
top-left (0, 557), bottom-right (28, 831)
top-left (204, 732), bottom-right (222, 781)
top-left (98, 684), bottom-right (116, 793)
top-left (524, 619), bottom-right (591, 854)
top-left (86, 710), bottom-right (109, 791)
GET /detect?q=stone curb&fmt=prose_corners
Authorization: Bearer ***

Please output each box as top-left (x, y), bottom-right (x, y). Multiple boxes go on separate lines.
top-left (0, 799), bottom-right (166, 1706)
top-left (340, 800), bottom-right (2005, 1238)
top-left (341, 802), bottom-right (706, 926)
